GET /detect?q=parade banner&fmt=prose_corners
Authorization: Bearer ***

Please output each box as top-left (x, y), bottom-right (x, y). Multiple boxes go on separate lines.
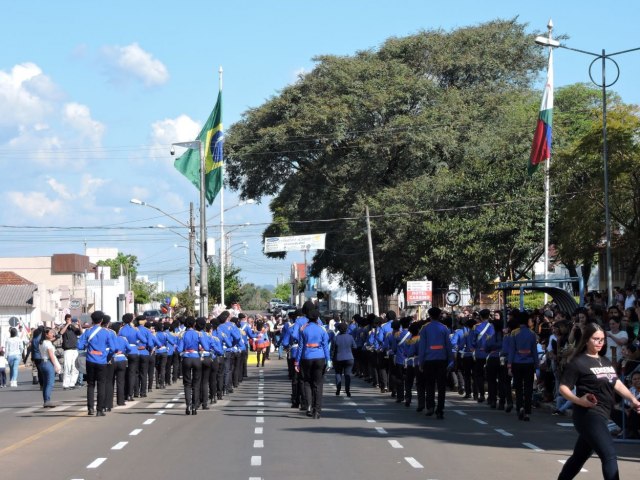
top-left (264, 233), bottom-right (326, 253)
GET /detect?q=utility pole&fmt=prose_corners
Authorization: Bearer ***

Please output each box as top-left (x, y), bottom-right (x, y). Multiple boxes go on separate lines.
top-left (188, 202), bottom-right (196, 296)
top-left (365, 205), bottom-right (379, 315)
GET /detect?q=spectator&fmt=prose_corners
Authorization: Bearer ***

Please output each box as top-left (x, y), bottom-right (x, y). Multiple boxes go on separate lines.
top-left (605, 317), bottom-right (628, 373)
top-left (39, 327), bottom-right (62, 407)
top-left (624, 287), bottom-right (636, 310)
top-left (59, 314), bottom-right (83, 390)
top-left (0, 348), bottom-right (6, 387)
top-left (4, 327), bottom-right (24, 387)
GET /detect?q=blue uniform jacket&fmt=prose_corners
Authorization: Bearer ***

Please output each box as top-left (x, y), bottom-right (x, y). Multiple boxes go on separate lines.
top-left (402, 337), bottom-right (420, 367)
top-left (296, 322), bottom-right (330, 363)
top-left (210, 333), bottom-right (225, 357)
top-left (217, 322), bottom-right (241, 352)
top-left (155, 331), bottom-right (168, 354)
top-left (391, 329), bottom-right (411, 365)
top-left (331, 333), bottom-right (356, 362)
top-left (136, 326), bottom-right (155, 356)
top-left (281, 321), bottom-right (293, 348)
top-left (418, 321), bottom-right (453, 364)
top-left (376, 321), bottom-right (393, 345)
top-left (486, 329), bottom-right (503, 358)
top-left (78, 325), bottom-right (116, 364)
top-left (471, 321), bottom-right (495, 360)
top-left (177, 329), bottom-right (204, 358)
top-left (119, 324), bottom-right (139, 355)
top-left (165, 331), bottom-right (176, 355)
top-left (113, 336), bottom-right (133, 362)
top-left (508, 326), bottom-right (539, 367)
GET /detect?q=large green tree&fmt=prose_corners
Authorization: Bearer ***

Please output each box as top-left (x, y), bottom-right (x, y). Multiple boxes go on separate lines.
top-left (96, 252), bottom-right (138, 281)
top-left (207, 263), bottom-right (242, 306)
top-left (225, 19), bottom-right (546, 299)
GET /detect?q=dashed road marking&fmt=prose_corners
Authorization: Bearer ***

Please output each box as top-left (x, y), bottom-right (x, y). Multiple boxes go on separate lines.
top-left (251, 456), bottom-right (262, 466)
top-left (523, 442), bottom-right (544, 452)
top-left (255, 427), bottom-right (263, 434)
top-left (405, 457), bottom-right (423, 469)
top-left (495, 429), bottom-right (513, 437)
top-left (111, 442), bottom-right (128, 450)
top-left (257, 409), bottom-right (264, 414)
top-left (258, 397), bottom-right (264, 401)
top-left (155, 410), bottom-right (165, 416)
top-left (147, 402), bottom-right (164, 409)
top-left (558, 460), bottom-right (587, 472)
top-left (166, 403), bottom-right (175, 409)
top-left (87, 458), bottom-right (107, 469)
top-left (453, 410), bottom-right (467, 416)
top-left (364, 417), bottom-right (376, 423)
top-left (347, 402), bottom-right (357, 406)
top-left (51, 405), bottom-right (71, 411)
top-left (143, 419), bottom-right (155, 425)
top-left (388, 440), bottom-right (403, 449)
top-left (357, 409), bottom-right (366, 414)
top-left (473, 418), bottom-right (488, 425)
top-left (129, 429), bottom-right (142, 436)
top-left (375, 427), bottom-right (387, 434)
top-left (254, 439), bottom-right (264, 448)
top-left (256, 417), bottom-right (264, 423)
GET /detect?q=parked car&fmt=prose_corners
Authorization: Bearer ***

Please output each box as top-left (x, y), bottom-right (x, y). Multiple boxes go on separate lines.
top-left (143, 309), bottom-right (164, 321)
top-left (268, 298), bottom-right (283, 313)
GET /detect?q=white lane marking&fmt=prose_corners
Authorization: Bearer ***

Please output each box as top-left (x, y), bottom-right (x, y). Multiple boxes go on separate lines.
top-left (453, 410), bottom-right (467, 416)
top-left (129, 429), bottom-right (143, 436)
top-left (256, 417), bottom-right (264, 423)
top-left (111, 442), bottom-right (128, 450)
top-left (171, 398), bottom-right (179, 402)
top-left (155, 410), bottom-right (165, 416)
top-left (251, 456), bottom-right (262, 466)
top-left (558, 460), bottom-right (587, 472)
top-left (357, 409), bottom-right (366, 414)
top-left (347, 402), bottom-right (357, 406)
top-left (179, 392), bottom-right (185, 395)
top-left (375, 427), bottom-right (387, 435)
top-left (258, 397), bottom-right (264, 401)
top-left (257, 409), bottom-right (264, 414)
top-left (87, 458), bottom-right (107, 469)
top-left (51, 405), bottom-right (71, 411)
top-left (557, 423), bottom-right (573, 427)
top-left (523, 442), bottom-right (544, 452)
top-left (255, 427), bottom-right (263, 434)
top-left (258, 402), bottom-right (264, 406)
top-left (18, 407), bottom-right (39, 414)
top-left (405, 457), bottom-right (424, 469)
top-left (254, 439), bottom-right (264, 448)
top-left (473, 418), bottom-right (488, 425)
top-left (275, 402), bottom-right (289, 407)
top-left (143, 419), bottom-right (155, 425)
top-left (388, 440), bottom-right (403, 449)
top-left (364, 417), bottom-right (376, 423)
top-left (165, 403), bottom-right (175, 409)
top-left (115, 401), bottom-right (137, 409)
top-left (495, 429), bottom-right (513, 437)
top-left (147, 402), bottom-right (164, 409)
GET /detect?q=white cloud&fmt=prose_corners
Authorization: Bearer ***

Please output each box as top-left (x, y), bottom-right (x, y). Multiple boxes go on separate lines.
top-left (0, 63), bottom-right (57, 129)
top-left (6, 191), bottom-right (64, 218)
top-left (149, 114), bottom-right (200, 161)
top-left (46, 177), bottom-right (73, 200)
top-left (101, 43), bottom-right (169, 87)
top-left (63, 102), bottom-right (105, 146)
top-left (77, 174), bottom-right (107, 198)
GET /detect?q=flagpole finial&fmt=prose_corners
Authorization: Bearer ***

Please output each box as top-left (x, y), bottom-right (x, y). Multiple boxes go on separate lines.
top-left (218, 66), bottom-right (223, 91)
top-left (547, 19), bottom-right (553, 32)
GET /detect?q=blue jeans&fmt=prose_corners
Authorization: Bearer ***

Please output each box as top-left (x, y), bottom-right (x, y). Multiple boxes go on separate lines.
top-left (8, 355), bottom-right (20, 382)
top-left (41, 360), bottom-right (55, 402)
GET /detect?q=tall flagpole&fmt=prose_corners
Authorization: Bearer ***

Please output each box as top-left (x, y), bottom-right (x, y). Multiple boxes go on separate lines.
top-left (543, 19), bottom-right (553, 305)
top-left (219, 66), bottom-right (226, 309)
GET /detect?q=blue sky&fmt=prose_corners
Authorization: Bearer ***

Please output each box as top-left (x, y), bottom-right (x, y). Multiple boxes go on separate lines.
top-left (1, 1), bottom-right (639, 293)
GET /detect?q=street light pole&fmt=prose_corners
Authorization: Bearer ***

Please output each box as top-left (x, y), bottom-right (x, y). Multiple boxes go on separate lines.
top-left (535, 31), bottom-right (640, 306)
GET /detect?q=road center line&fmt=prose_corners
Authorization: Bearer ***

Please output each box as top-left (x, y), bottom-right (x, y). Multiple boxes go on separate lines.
top-left (495, 429), bottom-right (513, 437)
top-left (143, 419), bottom-right (155, 425)
top-left (165, 403), bottom-right (175, 409)
top-left (473, 418), bottom-right (488, 425)
top-left (87, 458), bottom-right (107, 469)
top-left (129, 429), bottom-right (143, 436)
top-left (523, 442), bottom-right (544, 452)
top-left (111, 442), bottom-right (128, 450)
top-left (405, 457), bottom-right (423, 469)
top-left (453, 410), bottom-right (467, 416)
top-left (256, 417), bottom-right (264, 423)
top-left (388, 440), bottom-right (403, 449)
top-left (251, 456), bottom-right (262, 466)
top-left (356, 409), bottom-right (366, 414)
top-left (255, 427), bottom-right (263, 434)
top-left (375, 427), bottom-right (387, 434)
top-left (257, 409), bottom-right (264, 414)
top-left (254, 439), bottom-right (264, 448)
top-left (558, 460), bottom-right (587, 472)
top-left (155, 410), bottom-right (165, 416)
top-left (364, 416), bottom-right (376, 423)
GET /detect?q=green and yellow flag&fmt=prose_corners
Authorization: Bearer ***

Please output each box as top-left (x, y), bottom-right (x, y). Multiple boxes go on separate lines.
top-left (174, 91), bottom-right (223, 205)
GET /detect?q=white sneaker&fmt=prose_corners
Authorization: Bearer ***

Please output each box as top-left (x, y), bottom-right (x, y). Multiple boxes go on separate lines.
top-left (10, 380), bottom-right (17, 387)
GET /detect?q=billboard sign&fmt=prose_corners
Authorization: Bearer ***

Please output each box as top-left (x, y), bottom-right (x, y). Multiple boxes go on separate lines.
top-left (264, 233), bottom-right (326, 253)
top-left (406, 280), bottom-right (433, 305)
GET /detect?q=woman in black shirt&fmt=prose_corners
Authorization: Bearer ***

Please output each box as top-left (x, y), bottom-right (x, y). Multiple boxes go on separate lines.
top-left (557, 323), bottom-right (640, 480)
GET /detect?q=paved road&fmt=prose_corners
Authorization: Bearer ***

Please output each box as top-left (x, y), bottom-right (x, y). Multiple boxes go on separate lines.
top-left (1, 362), bottom-right (638, 479)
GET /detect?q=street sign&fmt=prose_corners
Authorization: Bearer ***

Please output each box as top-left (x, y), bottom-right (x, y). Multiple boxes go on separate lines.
top-left (70, 299), bottom-right (82, 309)
top-left (445, 290), bottom-right (461, 306)
top-left (264, 233), bottom-right (326, 253)
top-left (406, 281), bottom-right (432, 305)
top-left (8, 316), bottom-right (19, 327)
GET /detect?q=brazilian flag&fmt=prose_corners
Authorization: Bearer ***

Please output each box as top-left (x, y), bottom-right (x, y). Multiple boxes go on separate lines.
top-left (174, 91), bottom-right (223, 205)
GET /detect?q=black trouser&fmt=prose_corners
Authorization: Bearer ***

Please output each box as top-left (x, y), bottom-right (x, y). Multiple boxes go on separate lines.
top-left (473, 357), bottom-right (487, 398)
top-left (103, 362), bottom-right (115, 409)
top-left (392, 363), bottom-right (405, 400)
top-left (165, 352), bottom-right (176, 386)
top-left (209, 356), bottom-right (220, 401)
top-left (416, 363), bottom-right (426, 409)
top-left (233, 351), bottom-right (243, 387)
top-left (461, 355), bottom-right (474, 396)
top-left (155, 353), bottom-right (167, 388)
top-left (34, 358), bottom-right (44, 388)
top-left (147, 353), bottom-right (156, 390)
top-left (200, 356), bottom-right (213, 407)
top-left (405, 365), bottom-right (417, 404)
top-left (287, 355), bottom-right (295, 380)
top-left (125, 354), bottom-right (139, 398)
top-left (242, 349), bottom-right (249, 378)
top-left (558, 409), bottom-right (619, 480)
top-left (172, 352), bottom-right (182, 382)
top-left (301, 358), bottom-right (325, 414)
top-left (113, 360), bottom-right (127, 406)
top-left (86, 361), bottom-right (106, 412)
top-left (498, 360), bottom-right (513, 406)
top-left (367, 350), bottom-right (378, 385)
top-left (223, 352), bottom-right (234, 392)
top-left (512, 363), bottom-right (535, 414)
top-left (375, 351), bottom-right (388, 390)
top-left (136, 355), bottom-right (151, 396)
top-left (215, 357), bottom-right (225, 398)
top-left (182, 357), bottom-right (202, 409)
top-left (486, 356), bottom-right (500, 406)
top-left (292, 368), bottom-right (304, 406)
top-left (334, 359), bottom-right (354, 393)
top-left (423, 360), bottom-right (447, 414)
